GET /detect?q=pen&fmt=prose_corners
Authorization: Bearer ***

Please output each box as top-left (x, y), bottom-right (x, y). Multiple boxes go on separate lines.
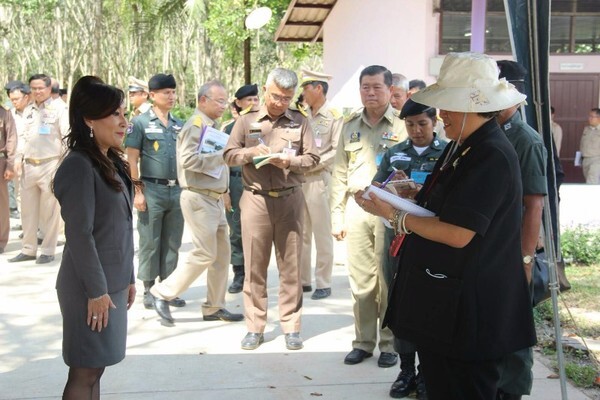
top-left (380, 167), bottom-right (398, 189)
top-left (258, 137), bottom-right (271, 154)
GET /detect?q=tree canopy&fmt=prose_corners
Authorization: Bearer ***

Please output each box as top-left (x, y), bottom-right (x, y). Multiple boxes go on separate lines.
top-left (0, 0), bottom-right (322, 106)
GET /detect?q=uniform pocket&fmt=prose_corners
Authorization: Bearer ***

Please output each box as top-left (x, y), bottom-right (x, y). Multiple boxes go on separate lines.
top-left (397, 266), bottom-right (463, 344)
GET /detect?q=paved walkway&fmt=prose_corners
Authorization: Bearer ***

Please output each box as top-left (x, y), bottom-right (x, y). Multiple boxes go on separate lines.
top-left (1, 184), bottom-right (597, 399)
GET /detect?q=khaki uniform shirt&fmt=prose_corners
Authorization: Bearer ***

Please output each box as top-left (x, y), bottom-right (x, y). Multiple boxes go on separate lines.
top-left (580, 124), bottom-right (600, 158)
top-left (330, 104), bottom-right (406, 230)
top-left (22, 97), bottom-right (68, 160)
top-left (0, 106), bottom-right (18, 171)
top-left (177, 109), bottom-right (229, 193)
top-left (10, 104), bottom-right (31, 159)
top-left (223, 105), bottom-right (320, 190)
top-left (133, 102), bottom-right (152, 118)
top-left (305, 100), bottom-right (343, 174)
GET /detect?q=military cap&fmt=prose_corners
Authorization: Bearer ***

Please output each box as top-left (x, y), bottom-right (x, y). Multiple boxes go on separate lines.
top-left (497, 60), bottom-right (527, 92)
top-left (4, 80), bottom-right (23, 92)
top-left (300, 69), bottom-right (333, 86)
top-left (128, 76), bottom-right (149, 93)
top-left (399, 98), bottom-right (434, 119)
top-left (234, 84), bottom-right (258, 100)
top-left (19, 84), bottom-right (32, 95)
top-left (148, 73), bottom-right (176, 91)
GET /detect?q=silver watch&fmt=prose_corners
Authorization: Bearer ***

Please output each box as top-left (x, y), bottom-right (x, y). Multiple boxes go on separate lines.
top-left (523, 254), bottom-right (534, 264)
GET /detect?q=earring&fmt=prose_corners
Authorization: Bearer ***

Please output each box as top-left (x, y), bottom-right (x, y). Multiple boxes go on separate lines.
top-left (89, 126), bottom-right (94, 138)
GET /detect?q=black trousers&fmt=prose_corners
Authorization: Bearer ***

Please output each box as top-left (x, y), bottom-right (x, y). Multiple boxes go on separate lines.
top-left (417, 347), bottom-right (502, 400)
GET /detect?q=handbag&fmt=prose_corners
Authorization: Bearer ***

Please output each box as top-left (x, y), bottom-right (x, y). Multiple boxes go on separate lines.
top-left (532, 250), bottom-right (571, 307)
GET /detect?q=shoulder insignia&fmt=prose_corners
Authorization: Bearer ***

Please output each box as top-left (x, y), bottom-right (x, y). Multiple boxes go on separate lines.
top-left (193, 115), bottom-right (203, 128)
top-left (240, 105), bottom-right (253, 116)
top-left (296, 105), bottom-right (308, 118)
top-left (344, 110), bottom-right (361, 123)
top-left (329, 107), bottom-right (342, 120)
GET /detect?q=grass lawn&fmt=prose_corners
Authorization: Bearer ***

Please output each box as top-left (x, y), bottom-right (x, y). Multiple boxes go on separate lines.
top-left (534, 263), bottom-right (600, 390)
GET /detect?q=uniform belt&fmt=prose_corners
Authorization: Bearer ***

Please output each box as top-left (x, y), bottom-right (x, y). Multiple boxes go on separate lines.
top-left (245, 186), bottom-right (297, 198)
top-left (185, 187), bottom-right (224, 199)
top-left (141, 177), bottom-right (179, 187)
top-left (24, 156), bottom-right (59, 165)
top-left (230, 170), bottom-right (242, 178)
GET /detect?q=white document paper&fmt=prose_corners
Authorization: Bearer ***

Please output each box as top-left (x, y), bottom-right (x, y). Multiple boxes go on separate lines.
top-left (361, 185), bottom-right (435, 229)
top-left (197, 126), bottom-right (229, 178)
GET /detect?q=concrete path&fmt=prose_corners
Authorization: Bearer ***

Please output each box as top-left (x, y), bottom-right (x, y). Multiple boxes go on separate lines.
top-left (1, 184), bottom-right (597, 399)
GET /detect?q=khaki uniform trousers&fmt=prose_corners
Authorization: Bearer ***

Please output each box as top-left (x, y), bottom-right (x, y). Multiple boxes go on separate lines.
top-left (240, 188), bottom-right (304, 334)
top-left (300, 171), bottom-right (334, 289)
top-left (0, 159), bottom-right (9, 249)
top-left (582, 156), bottom-right (600, 184)
top-left (20, 160), bottom-right (61, 256)
top-left (345, 197), bottom-right (394, 353)
top-left (151, 190), bottom-right (229, 315)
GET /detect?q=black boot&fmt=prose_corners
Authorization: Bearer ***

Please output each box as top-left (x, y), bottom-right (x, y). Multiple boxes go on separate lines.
top-left (389, 353), bottom-right (417, 398)
top-left (228, 265), bottom-right (245, 294)
top-left (415, 370), bottom-right (427, 400)
top-left (143, 281), bottom-right (155, 309)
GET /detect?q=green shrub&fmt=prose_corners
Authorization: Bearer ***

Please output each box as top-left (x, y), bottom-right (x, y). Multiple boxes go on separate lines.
top-left (561, 225), bottom-right (600, 266)
top-left (564, 362), bottom-right (598, 388)
top-left (171, 104), bottom-right (196, 121)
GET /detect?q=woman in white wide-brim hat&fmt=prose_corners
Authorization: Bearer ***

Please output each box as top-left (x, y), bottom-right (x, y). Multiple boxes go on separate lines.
top-left (357, 52), bottom-right (536, 399)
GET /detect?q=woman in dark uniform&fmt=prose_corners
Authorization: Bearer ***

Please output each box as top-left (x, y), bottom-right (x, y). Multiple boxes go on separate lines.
top-left (357, 53), bottom-right (536, 399)
top-left (53, 76), bottom-right (137, 399)
top-left (372, 99), bottom-right (447, 399)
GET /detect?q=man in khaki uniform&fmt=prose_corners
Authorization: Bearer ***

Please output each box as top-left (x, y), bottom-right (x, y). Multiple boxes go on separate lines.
top-left (298, 69), bottom-right (343, 300)
top-left (128, 76), bottom-right (151, 118)
top-left (224, 68), bottom-right (320, 351)
top-left (0, 104), bottom-right (17, 253)
top-left (580, 108), bottom-right (600, 184)
top-left (331, 65), bottom-right (405, 368)
top-left (150, 80), bottom-right (243, 324)
top-left (9, 74), bottom-right (67, 264)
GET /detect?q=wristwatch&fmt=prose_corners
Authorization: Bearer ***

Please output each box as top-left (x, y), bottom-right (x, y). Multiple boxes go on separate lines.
top-left (523, 254), bottom-right (534, 264)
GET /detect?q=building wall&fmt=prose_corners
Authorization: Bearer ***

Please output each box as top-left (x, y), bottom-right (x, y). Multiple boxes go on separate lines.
top-left (322, 0), bottom-right (600, 110)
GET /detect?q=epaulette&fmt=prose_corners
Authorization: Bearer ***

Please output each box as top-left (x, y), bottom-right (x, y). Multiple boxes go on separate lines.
top-left (193, 115), bottom-right (203, 127)
top-left (240, 105), bottom-right (253, 116)
top-left (297, 105), bottom-right (308, 118)
top-left (329, 107), bottom-right (342, 120)
top-left (344, 109), bottom-right (362, 123)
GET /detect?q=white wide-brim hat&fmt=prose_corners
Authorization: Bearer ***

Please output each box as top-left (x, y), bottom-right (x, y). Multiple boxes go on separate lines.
top-left (411, 52), bottom-right (526, 113)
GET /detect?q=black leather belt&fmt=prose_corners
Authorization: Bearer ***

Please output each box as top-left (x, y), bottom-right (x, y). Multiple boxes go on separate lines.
top-left (230, 171), bottom-right (242, 177)
top-left (245, 186), bottom-right (297, 198)
top-left (141, 177), bottom-right (179, 187)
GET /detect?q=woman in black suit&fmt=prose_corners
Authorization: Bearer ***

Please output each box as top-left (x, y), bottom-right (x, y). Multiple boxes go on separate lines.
top-left (53, 76), bottom-right (137, 400)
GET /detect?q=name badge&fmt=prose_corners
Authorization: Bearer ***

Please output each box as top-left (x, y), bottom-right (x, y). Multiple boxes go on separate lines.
top-left (376, 152), bottom-right (384, 166)
top-left (39, 124), bottom-right (51, 135)
top-left (248, 132), bottom-right (261, 139)
top-left (145, 128), bottom-right (162, 134)
top-left (411, 170), bottom-right (430, 184)
top-left (283, 147), bottom-right (297, 156)
top-left (315, 138), bottom-right (322, 148)
top-left (390, 155), bottom-right (411, 162)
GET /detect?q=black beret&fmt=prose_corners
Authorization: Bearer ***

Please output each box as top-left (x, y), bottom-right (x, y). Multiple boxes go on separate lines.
top-left (497, 60), bottom-right (527, 83)
top-left (235, 84), bottom-right (258, 100)
top-left (4, 80), bottom-right (23, 91)
top-left (19, 84), bottom-right (31, 95)
top-left (399, 98), bottom-right (434, 119)
top-left (148, 74), bottom-right (176, 91)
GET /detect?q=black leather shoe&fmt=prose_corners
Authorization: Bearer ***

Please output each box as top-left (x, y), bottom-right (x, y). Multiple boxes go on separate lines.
top-left (37, 238), bottom-right (43, 245)
top-left (203, 308), bottom-right (244, 322)
top-left (168, 297), bottom-right (186, 307)
top-left (378, 352), bottom-right (398, 368)
top-left (415, 372), bottom-right (427, 400)
top-left (302, 285), bottom-right (312, 293)
top-left (311, 288), bottom-right (331, 300)
top-left (390, 369), bottom-right (417, 398)
top-left (344, 348), bottom-right (373, 365)
top-left (153, 297), bottom-right (173, 323)
top-left (36, 255), bottom-right (55, 264)
top-left (9, 253), bottom-right (36, 262)
top-left (143, 292), bottom-right (155, 309)
top-left (285, 332), bottom-right (303, 350)
top-left (241, 332), bottom-right (264, 350)
top-left (228, 272), bottom-right (244, 293)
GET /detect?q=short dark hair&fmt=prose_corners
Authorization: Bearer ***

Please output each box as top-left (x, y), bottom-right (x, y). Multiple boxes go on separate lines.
top-left (478, 111), bottom-right (501, 119)
top-left (28, 74), bottom-right (51, 87)
top-left (591, 108), bottom-right (600, 116)
top-left (307, 81), bottom-right (329, 96)
top-left (359, 65), bottom-right (392, 87)
top-left (409, 79), bottom-right (426, 90)
top-left (550, 106), bottom-right (555, 114)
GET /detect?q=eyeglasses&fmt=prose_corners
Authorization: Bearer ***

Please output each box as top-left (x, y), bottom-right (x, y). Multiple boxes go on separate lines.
top-left (206, 96), bottom-right (228, 107)
top-left (30, 87), bottom-right (48, 92)
top-left (268, 92), bottom-right (293, 104)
